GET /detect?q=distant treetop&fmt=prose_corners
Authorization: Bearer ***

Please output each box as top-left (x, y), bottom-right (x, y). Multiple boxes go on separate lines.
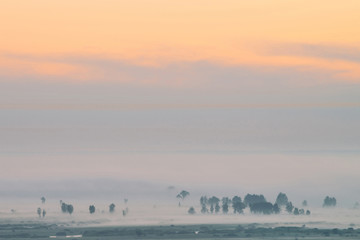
top-left (177, 190), bottom-right (190, 200)
top-left (244, 194), bottom-right (266, 206)
top-left (275, 192), bottom-right (289, 207)
top-left (323, 196), bottom-right (336, 207)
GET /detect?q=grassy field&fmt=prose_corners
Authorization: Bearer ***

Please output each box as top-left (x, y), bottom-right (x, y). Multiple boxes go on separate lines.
top-left (0, 222), bottom-right (359, 240)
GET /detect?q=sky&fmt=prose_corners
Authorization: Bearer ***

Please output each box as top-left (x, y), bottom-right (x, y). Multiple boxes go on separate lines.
top-left (0, 1), bottom-right (360, 203)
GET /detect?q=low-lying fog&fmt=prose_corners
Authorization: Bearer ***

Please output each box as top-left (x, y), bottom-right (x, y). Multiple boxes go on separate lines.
top-left (1, 178), bottom-right (359, 229)
top-left (1, 200), bottom-right (360, 229)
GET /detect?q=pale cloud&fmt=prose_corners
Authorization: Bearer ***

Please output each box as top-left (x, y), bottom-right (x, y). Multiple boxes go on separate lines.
top-left (2, 42), bottom-right (360, 86)
top-left (264, 43), bottom-right (360, 63)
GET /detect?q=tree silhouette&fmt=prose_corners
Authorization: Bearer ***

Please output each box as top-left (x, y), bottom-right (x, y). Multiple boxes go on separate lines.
top-left (41, 197), bottom-right (46, 204)
top-left (299, 208), bottom-right (305, 215)
top-left (273, 203), bottom-right (280, 214)
top-left (42, 209), bottom-right (46, 218)
top-left (208, 196), bottom-right (220, 214)
top-left (89, 205), bottom-right (95, 214)
top-left (200, 196), bottom-right (208, 214)
top-left (188, 207), bottom-right (196, 215)
top-left (232, 196), bottom-right (246, 214)
top-left (67, 204), bottom-right (74, 215)
top-left (61, 203), bottom-right (67, 213)
top-left (109, 203), bottom-right (116, 213)
top-left (176, 190), bottom-right (190, 205)
top-left (222, 197), bottom-right (231, 214)
top-left (250, 202), bottom-right (274, 215)
top-left (244, 194), bottom-right (266, 207)
top-left (60, 202), bottom-right (74, 215)
top-left (37, 208), bottom-right (41, 218)
top-left (302, 200), bottom-right (308, 207)
top-left (323, 196), bottom-right (336, 207)
top-left (215, 202), bottom-right (220, 213)
top-left (286, 202), bottom-right (294, 214)
top-left (293, 207), bottom-right (299, 215)
top-left (275, 193), bottom-right (288, 207)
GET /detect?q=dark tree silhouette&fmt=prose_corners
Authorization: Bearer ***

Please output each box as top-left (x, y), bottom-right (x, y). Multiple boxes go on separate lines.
top-left (302, 200), bottom-right (308, 207)
top-left (89, 205), bottom-right (95, 214)
top-left (109, 203), bottom-right (116, 213)
top-left (215, 202), bottom-right (220, 213)
top-left (177, 190), bottom-right (190, 200)
top-left (275, 193), bottom-right (288, 207)
top-left (222, 197), bottom-right (231, 214)
top-left (293, 207), bottom-right (299, 215)
top-left (60, 202), bottom-right (73, 215)
top-left (250, 202), bottom-right (274, 215)
top-left (299, 208), bottom-right (305, 215)
top-left (208, 196), bottom-right (220, 214)
top-left (61, 203), bottom-right (68, 213)
top-left (323, 196), bottom-right (336, 207)
top-left (188, 206), bottom-right (196, 215)
top-left (244, 194), bottom-right (266, 206)
top-left (42, 209), bottom-right (46, 218)
top-left (37, 208), bottom-right (41, 218)
top-left (67, 204), bottom-right (74, 215)
top-left (177, 190), bottom-right (190, 206)
top-left (200, 196), bottom-right (208, 214)
top-left (41, 197), bottom-right (46, 204)
top-left (273, 203), bottom-right (280, 214)
top-left (286, 202), bottom-right (294, 214)
top-left (232, 196), bottom-right (246, 214)
top-left (306, 210), bottom-right (311, 215)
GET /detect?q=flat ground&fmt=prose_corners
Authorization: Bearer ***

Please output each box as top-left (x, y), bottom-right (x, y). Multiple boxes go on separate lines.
top-left (0, 223), bottom-right (359, 240)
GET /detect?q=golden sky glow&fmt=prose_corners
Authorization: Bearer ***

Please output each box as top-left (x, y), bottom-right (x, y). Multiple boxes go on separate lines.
top-left (1, 1), bottom-right (360, 197)
top-left (1, 0), bottom-right (360, 81)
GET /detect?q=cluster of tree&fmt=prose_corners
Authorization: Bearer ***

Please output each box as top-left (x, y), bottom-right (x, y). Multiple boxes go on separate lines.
top-left (199, 196), bottom-right (246, 214)
top-left (285, 201), bottom-right (310, 215)
top-left (200, 196), bottom-right (220, 214)
top-left (323, 196), bottom-right (336, 207)
top-left (232, 196), bottom-right (246, 213)
top-left (36, 207), bottom-right (46, 218)
top-left (243, 194), bottom-right (279, 215)
top-left (249, 202), bottom-right (280, 215)
top-left (244, 194), bottom-right (266, 206)
top-left (34, 196), bottom-right (132, 218)
top-left (60, 201), bottom-right (74, 215)
top-left (85, 203), bottom-right (130, 216)
top-left (88, 199), bottom-right (129, 215)
top-left (188, 193), bottom-right (313, 216)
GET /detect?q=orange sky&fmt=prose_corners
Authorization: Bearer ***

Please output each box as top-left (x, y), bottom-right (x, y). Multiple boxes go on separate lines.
top-left (1, 1), bottom-right (360, 197)
top-left (1, 0), bottom-right (360, 81)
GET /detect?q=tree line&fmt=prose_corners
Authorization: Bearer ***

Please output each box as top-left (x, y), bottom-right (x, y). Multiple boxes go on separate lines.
top-left (34, 196), bottom-right (129, 218)
top-left (33, 193), bottom-right (338, 218)
top-left (185, 192), bottom-right (338, 215)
